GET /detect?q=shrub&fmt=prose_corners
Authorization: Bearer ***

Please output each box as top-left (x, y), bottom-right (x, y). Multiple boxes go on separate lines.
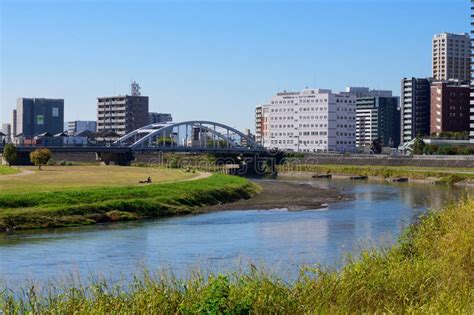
top-left (30, 148), bottom-right (52, 170)
top-left (2, 144), bottom-right (17, 166)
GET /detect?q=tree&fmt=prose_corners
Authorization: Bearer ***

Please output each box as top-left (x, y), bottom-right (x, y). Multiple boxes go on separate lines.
top-left (30, 148), bottom-right (52, 170)
top-left (412, 135), bottom-right (425, 155)
top-left (370, 139), bottom-right (382, 154)
top-left (2, 144), bottom-right (17, 166)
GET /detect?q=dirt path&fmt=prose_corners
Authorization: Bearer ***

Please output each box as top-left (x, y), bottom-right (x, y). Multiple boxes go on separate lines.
top-left (1, 169), bottom-right (35, 178)
top-left (178, 171), bottom-right (212, 182)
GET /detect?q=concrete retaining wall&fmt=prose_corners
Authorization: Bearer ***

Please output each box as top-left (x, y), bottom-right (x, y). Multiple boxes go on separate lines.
top-left (51, 152), bottom-right (99, 164)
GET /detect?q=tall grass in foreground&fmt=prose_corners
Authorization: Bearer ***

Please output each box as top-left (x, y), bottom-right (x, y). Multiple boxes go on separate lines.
top-left (2, 197), bottom-right (473, 313)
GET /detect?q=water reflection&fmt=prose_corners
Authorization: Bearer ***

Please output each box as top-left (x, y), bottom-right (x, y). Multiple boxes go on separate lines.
top-left (0, 179), bottom-right (472, 291)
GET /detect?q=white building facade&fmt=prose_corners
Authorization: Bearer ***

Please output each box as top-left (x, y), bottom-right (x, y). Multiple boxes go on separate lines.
top-left (257, 88), bottom-right (356, 153)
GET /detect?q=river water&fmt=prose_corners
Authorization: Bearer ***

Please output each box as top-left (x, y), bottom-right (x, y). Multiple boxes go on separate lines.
top-left (0, 178), bottom-right (471, 290)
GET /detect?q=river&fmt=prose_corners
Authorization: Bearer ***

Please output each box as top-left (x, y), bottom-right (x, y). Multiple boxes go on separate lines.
top-left (0, 178), bottom-right (471, 290)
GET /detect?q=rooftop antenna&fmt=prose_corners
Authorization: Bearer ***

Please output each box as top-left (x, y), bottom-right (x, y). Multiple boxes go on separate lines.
top-left (131, 80), bottom-right (141, 96)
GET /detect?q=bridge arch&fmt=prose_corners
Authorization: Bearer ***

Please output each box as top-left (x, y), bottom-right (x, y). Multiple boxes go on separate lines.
top-left (115, 120), bottom-right (261, 151)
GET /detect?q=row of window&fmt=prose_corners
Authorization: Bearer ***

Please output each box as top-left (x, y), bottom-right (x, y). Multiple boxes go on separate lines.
top-left (270, 116), bottom-right (293, 120)
top-left (270, 108), bottom-right (294, 112)
top-left (300, 115), bottom-right (327, 120)
top-left (336, 124), bottom-right (356, 129)
top-left (299, 123), bottom-right (328, 128)
top-left (271, 98), bottom-right (329, 105)
top-left (336, 132), bottom-right (356, 137)
top-left (337, 116), bottom-right (356, 120)
top-left (270, 132), bottom-right (295, 137)
top-left (270, 124), bottom-right (295, 129)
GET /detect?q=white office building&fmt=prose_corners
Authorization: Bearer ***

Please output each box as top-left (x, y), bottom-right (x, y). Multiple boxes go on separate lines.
top-left (257, 88), bottom-right (356, 153)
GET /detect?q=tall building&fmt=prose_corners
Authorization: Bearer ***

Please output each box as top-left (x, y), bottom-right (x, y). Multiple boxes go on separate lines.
top-left (255, 106), bottom-right (263, 145)
top-left (12, 109), bottom-right (17, 138)
top-left (149, 112), bottom-right (172, 124)
top-left (67, 120), bottom-right (97, 135)
top-left (349, 87), bottom-right (400, 148)
top-left (15, 98), bottom-right (64, 138)
top-left (400, 78), bottom-right (431, 144)
top-left (432, 32), bottom-right (470, 81)
top-left (1, 123), bottom-right (11, 143)
top-left (258, 88), bottom-right (356, 153)
top-left (430, 81), bottom-right (470, 135)
top-left (97, 95), bottom-right (149, 137)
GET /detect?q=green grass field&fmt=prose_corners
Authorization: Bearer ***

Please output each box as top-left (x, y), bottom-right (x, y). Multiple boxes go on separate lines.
top-left (0, 165), bottom-right (197, 193)
top-left (0, 171), bottom-right (259, 231)
top-left (0, 165), bottom-right (19, 176)
top-left (2, 193), bottom-right (472, 313)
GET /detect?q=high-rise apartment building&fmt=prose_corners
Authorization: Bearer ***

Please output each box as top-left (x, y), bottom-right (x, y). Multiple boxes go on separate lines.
top-left (430, 81), bottom-right (470, 135)
top-left (12, 110), bottom-right (17, 138)
top-left (67, 120), bottom-right (97, 135)
top-left (14, 98), bottom-right (64, 138)
top-left (433, 32), bottom-right (470, 81)
top-left (255, 106), bottom-right (263, 145)
top-left (400, 78), bottom-right (431, 144)
top-left (257, 88), bottom-right (356, 153)
top-left (97, 95), bottom-right (149, 137)
top-left (349, 87), bottom-right (400, 148)
top-left (1, 123), bottom-right (11, 143)
top-left (149, 112), bottom-right (172, 124)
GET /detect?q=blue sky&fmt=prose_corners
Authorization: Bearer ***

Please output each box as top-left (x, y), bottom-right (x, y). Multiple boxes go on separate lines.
top-left (0, 0), bottom-right (470, 131)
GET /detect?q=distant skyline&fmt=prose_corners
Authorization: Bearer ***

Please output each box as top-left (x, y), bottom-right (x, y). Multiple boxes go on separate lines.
top-left (0, 0), bottom-right (470, 131)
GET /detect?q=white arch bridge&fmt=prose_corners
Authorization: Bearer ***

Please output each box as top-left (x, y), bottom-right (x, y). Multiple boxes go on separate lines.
top-left (115, 121), bottom-right (265, 153)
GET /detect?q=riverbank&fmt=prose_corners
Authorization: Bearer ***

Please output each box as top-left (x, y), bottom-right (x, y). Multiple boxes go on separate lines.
top-left (279, 164), bottom-right (474, 185)
top-left (203, 179), bottom-right (348, 211)
top-left (2, 192), bottom-right (472, 313)
top-left (0, 174), bottom-right (260, 232)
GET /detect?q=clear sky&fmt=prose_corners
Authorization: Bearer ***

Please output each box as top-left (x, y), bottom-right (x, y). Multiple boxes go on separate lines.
top-left (0, 0), bottom-right (470, 131)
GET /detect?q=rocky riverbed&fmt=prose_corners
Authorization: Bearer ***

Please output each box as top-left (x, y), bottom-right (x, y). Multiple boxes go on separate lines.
top-left (203, 179), bottom-right (349, 211)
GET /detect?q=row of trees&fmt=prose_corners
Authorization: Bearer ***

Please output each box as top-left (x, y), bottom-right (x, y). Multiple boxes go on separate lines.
top-left (2, 144), bottom-right (52, 170)
top-left (412, 136), bottom-right (474, 155)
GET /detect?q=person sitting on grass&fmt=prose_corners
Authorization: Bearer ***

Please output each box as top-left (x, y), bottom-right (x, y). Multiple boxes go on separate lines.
top-left (139, 177), bottom-right (152, 184)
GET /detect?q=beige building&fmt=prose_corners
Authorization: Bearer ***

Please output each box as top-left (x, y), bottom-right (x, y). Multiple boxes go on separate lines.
top-left (432, 32), bottom-right (470, 81)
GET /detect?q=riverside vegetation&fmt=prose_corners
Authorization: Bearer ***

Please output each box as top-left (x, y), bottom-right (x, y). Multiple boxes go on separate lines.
top-left (280, 163), bottom-right (474, 184)
top-left (0, 174), bottom-right (260, 231)
top-left (1, 195), bottom-right (473, 313)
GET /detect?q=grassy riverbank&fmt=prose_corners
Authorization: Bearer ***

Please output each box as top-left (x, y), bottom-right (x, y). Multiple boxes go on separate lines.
top-left (280, 163), bottom-right (474, 183)
top-left (2, 195), bottom-right (473, 313)
top-left (0, 174), bottom-right (260, 231)
top-left (0, 165), bottom-right (19, 176)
